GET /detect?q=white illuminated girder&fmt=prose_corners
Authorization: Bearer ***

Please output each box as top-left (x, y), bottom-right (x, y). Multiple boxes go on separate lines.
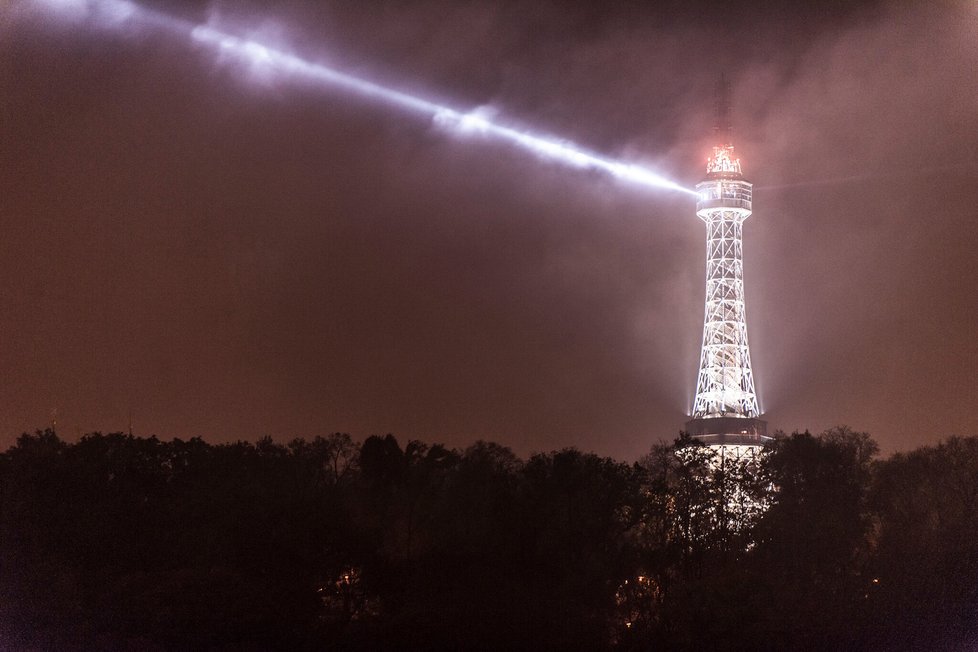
top-left (691, 178), bottom-right (760, 420)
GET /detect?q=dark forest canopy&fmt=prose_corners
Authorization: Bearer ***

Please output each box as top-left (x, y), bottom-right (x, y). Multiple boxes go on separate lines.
top-left (2, 428), bottom-right (977, 650)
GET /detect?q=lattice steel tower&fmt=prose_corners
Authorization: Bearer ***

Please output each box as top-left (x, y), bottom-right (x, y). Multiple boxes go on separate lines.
top-left (686, 78), bottom-right (769, 449)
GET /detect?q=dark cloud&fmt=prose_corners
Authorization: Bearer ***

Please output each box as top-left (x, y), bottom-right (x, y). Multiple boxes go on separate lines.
top-left (0, 0), bottom-right (975, 458)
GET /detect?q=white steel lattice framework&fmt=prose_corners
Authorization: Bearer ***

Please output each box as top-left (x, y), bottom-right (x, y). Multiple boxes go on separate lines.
top-left (685, 82), bottom-right (768, 447)
top-left (692, 152), bottom-right (758, 420)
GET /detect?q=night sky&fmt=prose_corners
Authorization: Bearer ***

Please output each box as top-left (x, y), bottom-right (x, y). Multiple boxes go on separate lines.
top-left (1, 0), bottom-right (976, 460)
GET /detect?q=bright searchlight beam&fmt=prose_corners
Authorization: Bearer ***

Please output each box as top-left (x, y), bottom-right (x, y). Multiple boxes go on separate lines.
top-left (34, 0), bottom-right (695, 196)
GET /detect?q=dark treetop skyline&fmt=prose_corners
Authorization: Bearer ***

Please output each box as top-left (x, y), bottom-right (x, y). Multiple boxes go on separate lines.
top-left (2, 0), bottom-right (977, 459)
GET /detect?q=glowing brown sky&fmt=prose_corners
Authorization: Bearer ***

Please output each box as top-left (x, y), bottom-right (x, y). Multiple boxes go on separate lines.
top-left (1, 0), bottom-right (976, 459)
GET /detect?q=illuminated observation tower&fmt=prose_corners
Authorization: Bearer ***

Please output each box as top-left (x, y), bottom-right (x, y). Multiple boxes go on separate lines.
top-left (685, 79), bottom-right (770, 454)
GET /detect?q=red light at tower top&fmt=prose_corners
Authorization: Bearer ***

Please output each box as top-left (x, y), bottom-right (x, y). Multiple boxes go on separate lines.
top-left (706, 146), bottom-right (742, 176)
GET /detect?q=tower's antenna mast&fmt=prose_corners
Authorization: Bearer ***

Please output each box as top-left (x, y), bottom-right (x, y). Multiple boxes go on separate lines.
top-left (714, 73), bottom-right (732, 148)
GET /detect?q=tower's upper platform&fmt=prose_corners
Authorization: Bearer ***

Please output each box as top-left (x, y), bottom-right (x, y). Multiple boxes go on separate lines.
top-left (696, 147), bottom-right (752, 216)
top-left (698, 144), bottom-right (751, 214)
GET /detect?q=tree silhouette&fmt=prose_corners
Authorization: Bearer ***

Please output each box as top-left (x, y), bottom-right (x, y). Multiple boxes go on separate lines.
top-left (3, 426), bottom-right (977, 648)
top-left (871, 435), bottom-right (978, 648)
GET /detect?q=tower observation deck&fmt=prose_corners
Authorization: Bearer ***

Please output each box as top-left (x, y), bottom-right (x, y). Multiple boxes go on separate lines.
top-left (686, 78), bottom-right (770, 450)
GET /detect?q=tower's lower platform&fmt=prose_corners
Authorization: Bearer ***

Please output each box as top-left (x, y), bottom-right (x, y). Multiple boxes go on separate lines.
top-left (685, 416), bottom-right (771, 447)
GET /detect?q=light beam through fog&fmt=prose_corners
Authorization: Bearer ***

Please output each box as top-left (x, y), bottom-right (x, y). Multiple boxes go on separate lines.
top-left (33, 0), bottom-right (695, 196)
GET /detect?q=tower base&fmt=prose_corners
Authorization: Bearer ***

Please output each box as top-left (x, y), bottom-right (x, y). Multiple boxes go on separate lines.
top-left (685, 416), bottom-right (770, 447)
